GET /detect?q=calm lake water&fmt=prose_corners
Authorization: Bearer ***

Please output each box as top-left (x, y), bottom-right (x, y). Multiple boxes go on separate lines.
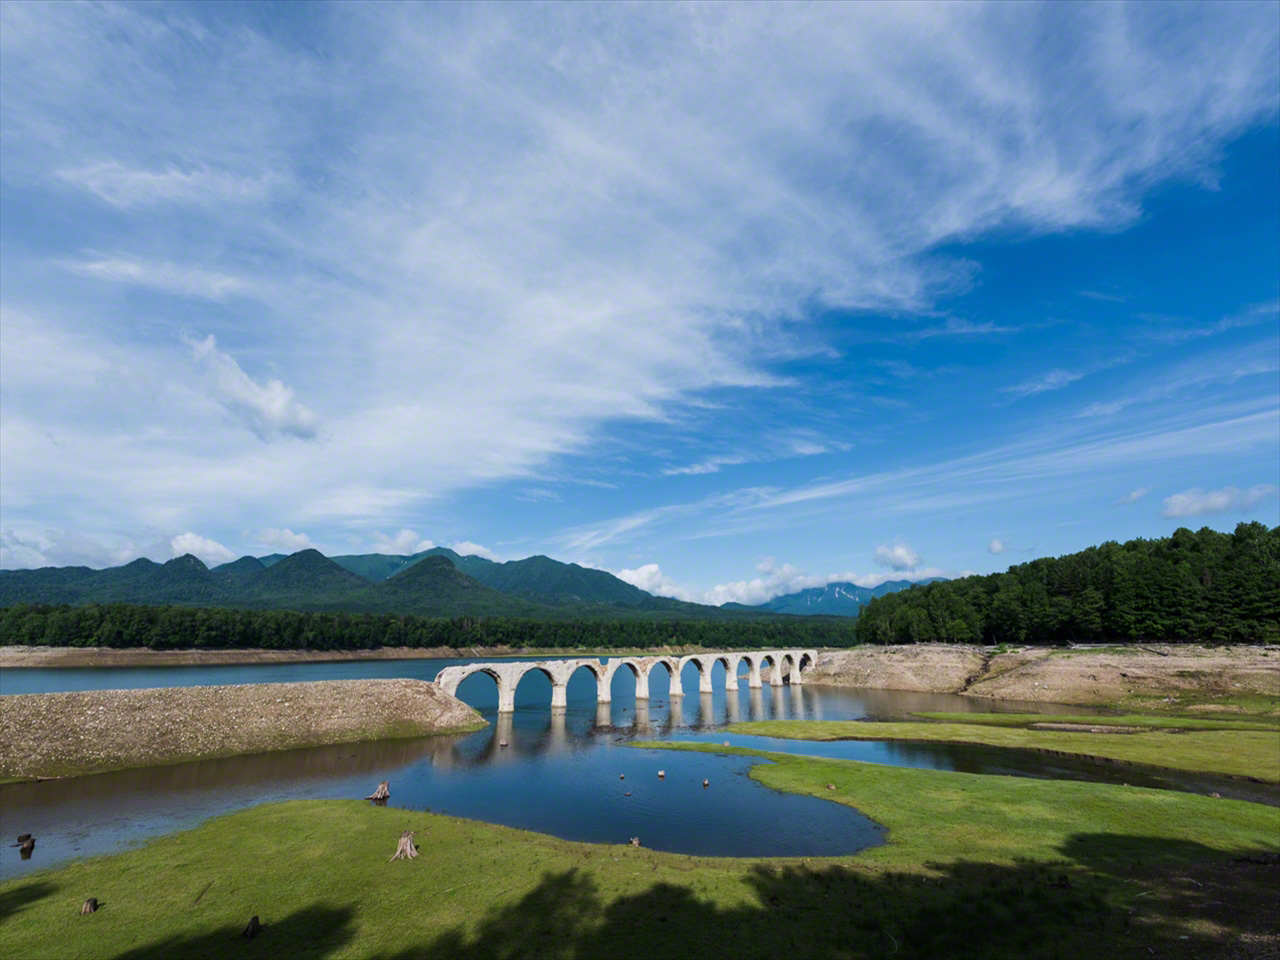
top-left (0, 656), bottom-right (1266, 878)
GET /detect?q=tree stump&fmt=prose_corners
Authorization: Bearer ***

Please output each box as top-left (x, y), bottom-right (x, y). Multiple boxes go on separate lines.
top-left (80, 898), bottom-right (98, 916)
top-left (241, 916), bottom-right (263, 940)
top-left (389, 831), bottom-right (418, 861)
top-left (366, 780), bottom-right (390, 802)
top-left (629, 837), bottom-right (642, 847)
top-left (18, 839), bottom-right (34, 860)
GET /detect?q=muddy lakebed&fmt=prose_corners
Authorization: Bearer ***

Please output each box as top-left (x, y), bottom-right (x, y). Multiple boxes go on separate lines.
top-left (1, 655), bottom-right (1266, 877)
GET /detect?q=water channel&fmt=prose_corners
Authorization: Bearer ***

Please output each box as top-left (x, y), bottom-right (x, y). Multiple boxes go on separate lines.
top-left (1, 656), bottom-right (1268, 879)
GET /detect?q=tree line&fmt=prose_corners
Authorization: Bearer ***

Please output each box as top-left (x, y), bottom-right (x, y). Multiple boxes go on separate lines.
top-left (0, 603), bottom-right (859, 651)
top-left (855, 522), bottom-right (1279, 645)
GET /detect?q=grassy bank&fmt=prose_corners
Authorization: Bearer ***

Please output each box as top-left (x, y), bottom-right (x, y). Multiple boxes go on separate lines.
top-left (726, 719), bottom-right (1280, 782)
top-left (3, 750), bottom-right (1278, 959)
top-left (914, 712), bottom-right (1280, 731)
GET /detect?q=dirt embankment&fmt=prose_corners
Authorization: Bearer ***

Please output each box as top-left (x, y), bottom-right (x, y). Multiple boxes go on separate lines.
top-left (0, 678), bottom-right (485, 780)
top-left (808, 645), bottom-right (1280, 711)
top-left (807, 646), bottom-right (988, 693)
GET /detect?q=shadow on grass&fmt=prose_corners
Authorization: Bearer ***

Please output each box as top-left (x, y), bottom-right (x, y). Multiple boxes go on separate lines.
top-left (112, 904), bottom-right (354, 960)
top-left (0, 880), bottom-right (55, 923)
top-left (381, 835), bottom-right (1279, 960)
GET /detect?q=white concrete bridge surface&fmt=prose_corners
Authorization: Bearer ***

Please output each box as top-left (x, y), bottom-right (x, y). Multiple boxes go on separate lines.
top-left (434, 650), bottom-right (817, 713)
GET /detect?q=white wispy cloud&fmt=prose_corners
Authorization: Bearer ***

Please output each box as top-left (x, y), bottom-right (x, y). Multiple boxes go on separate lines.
top-left (557, 394), bottom-right (1279, 553)
top-left (449, 540), bottom-right (497, 560)
top-left (371, 529), bottom-right (435, 555)
top-left (1115, 487), bottom-right (1151, 505)
top-left (63, 255), bottom-right (261, 301)
top-left (875, 541), bottom-right (922, 571)
top-left (1078, 340), bottom-right (1280, 419)
top-left (187, 335), bottom-right (318, 442)
top-left (663, 456), bottom-right (751, 477)
top-left (906, 318), bottom-right (1020, 340)
top-left (1162, 485), bottom-right (1278, 519)
top-left (170, 532), bottom-right (235, 566)
top-left (1002, 368), bottom-right (1085, 399)
top-left (616, 563), bottom-right (697, 602)
top-left (0, 528), bottom-right (165, 570)
top-left (988, 538), bottom-right (1006, 554)
top-left (252, 528), bottom-right (317, 552)
top-left (57, 162), bottom-right (276, 209)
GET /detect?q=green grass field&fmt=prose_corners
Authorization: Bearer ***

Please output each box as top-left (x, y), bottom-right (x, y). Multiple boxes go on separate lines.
top-left (726, 718), bottom-right (1280, 782)
top-left (913, 712), bottom-right (1280, 731)
top-left (3, 744), bottom-right (1277, 959)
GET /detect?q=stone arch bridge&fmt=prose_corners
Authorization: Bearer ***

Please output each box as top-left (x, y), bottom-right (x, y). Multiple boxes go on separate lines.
top-left (435, 650), bottom-right (817, 713)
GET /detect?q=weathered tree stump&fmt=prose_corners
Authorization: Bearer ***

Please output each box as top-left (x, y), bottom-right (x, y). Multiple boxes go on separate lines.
top-left (389, 831), bottom-right (418, 861)
top-left (80, 898), bottom-right (98, 915)
top-left (366, 781), bottom-right (390, 803)
top-left (629, 837), bottom-right (642, 847)
top-left (18, 839), bottom-right (35, 860)
top-left (241, 916), bottom-right (263, 940)
top-left (703, 779), bottom-right (709, 788)
top-left (657, 770), bottom-right (665, 779)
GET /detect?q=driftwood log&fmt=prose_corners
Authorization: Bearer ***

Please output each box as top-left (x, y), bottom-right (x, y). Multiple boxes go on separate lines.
top-left (366, 781), bottom-right (390, 804)
top-left (389, 831), bottom-right (418, 861)
top-left (80, 898), bottom-right (98, 916)
top-left (241, 916), bottom-right (263, 940)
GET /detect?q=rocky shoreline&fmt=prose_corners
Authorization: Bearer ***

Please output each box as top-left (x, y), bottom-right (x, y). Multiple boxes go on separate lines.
top-left (0, 678), bottom-right (485, 781)
top-left (807, 644), bottom-right (1279, 710)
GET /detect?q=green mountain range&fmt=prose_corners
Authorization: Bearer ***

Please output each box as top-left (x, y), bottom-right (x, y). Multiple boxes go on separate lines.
top-left (1, 546), bottom-right (940, 620)
top-left (0, 548), bottom-right (753, 620)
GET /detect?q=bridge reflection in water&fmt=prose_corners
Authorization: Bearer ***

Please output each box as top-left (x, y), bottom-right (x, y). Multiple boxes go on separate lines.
top-left (435, 649), bottom-right (817, 714)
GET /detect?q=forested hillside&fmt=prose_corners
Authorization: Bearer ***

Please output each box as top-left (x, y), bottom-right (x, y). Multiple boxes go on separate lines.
top-left (0, 548), bottom-right (753, 621)
top-left (856, 523), bottom-right (1279, 645)
top-left (0, 604), bottom-right (857, 651)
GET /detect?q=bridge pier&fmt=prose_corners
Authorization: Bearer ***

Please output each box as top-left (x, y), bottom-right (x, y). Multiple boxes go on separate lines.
top-left (551, 681), bottom-right (568, 709)
top-left (698, 662), bottom-right (713, 693)
top-left (498, 684), bottom-right (516, 713)
top-left (725, 658), bottom-right (739, 691)
top-left (748, 661), bottom-right (763, 689)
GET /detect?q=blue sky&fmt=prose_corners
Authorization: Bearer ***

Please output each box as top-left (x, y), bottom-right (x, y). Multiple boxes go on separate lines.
top-left (1, 1), bottom-right (1277, 604)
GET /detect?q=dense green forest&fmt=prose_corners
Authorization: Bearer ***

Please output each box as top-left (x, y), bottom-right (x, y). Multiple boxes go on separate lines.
top-left (855, 523), bottom-right (1280, 645)
top-left (0, 603), bottom-right (858, 651)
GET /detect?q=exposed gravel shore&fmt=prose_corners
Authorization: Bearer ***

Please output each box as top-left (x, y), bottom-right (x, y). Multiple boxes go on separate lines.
top-left (0, 678), bottom-right (485, 780)
top-left (808, 644), bottom-right (1280, 711)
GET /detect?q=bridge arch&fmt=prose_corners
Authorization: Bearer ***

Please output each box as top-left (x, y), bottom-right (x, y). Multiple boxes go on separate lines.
top-left (606, 659), bottom-right (648, 700)
top-left (566, 660), bottom-right (610, 705)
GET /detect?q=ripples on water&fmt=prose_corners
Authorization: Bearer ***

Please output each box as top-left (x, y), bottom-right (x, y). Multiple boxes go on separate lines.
top-left (0, 656), bottom-right (1262, 878)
